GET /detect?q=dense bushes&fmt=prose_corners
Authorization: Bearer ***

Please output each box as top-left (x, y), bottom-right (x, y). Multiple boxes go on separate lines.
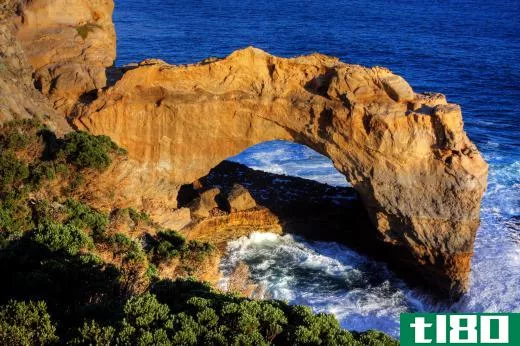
top-left (0, 300), bottom-right (58, 345)
top-left (0, 120), bottom-right (398, 345)
top-left (59, 131), bottom-right (126, 170)
top-left (145, 229), bottom-right (216, 269)
top-left (33, 221), bottom-right (93, 255)
top-left (30, 284), bottom-right (397, 345)
top-left (0, 120), bottom-right (124, 245)
top-left (0, 119), bottom-right (40, 152)
top-left (0, 151), bottom-right (28, 190)
top-left (0, 216), bottom-right (398, 346)
top-left (64, 199), bottom-right (108, 240)
top-left (149, 230), bottom-right (186, 263)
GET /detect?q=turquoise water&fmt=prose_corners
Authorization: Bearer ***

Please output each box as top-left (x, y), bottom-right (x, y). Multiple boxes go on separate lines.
top-left (113, 0), bottom-right (520, 337)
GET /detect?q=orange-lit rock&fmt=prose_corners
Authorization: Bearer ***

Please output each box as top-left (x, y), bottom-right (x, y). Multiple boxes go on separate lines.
top-left (75, 47), bottom-right (488, 297)
top-left (12, 0), bottom-right (116, 115)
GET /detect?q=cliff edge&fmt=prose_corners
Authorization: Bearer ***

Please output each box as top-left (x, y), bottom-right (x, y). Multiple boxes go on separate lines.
top-left (0, 0), bottom-right (488, 298)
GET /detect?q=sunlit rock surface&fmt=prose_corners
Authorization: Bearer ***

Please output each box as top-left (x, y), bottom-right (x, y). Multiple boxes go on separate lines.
top-left (74, 47), bottom-right (488, 297)
top-left (12, 0), bottom-right (116, 115)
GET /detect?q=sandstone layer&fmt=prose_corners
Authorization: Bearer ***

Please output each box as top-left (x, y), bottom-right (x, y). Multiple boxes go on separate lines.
top-left (75, 48), bottom-right (488, 297)
top-left (12, 0), bottom-right (116, 115)
top-left (0, 1), bottom-right (70, 133)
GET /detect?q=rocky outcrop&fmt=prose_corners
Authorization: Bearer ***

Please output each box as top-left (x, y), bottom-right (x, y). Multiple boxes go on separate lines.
top-left (226, 184), bottom-right (257, 212)
top-left (0, 0), bottom-right (487, 298)
top-left (11, 0), bottom-right (116, 115)
top-left (183, 161), bottom-right (369, 249)
top-left (74, 47), bottom-right (488, 297)
top-left (0, 1), bottom-right (69, 133)
top-left (188, 187), bottom-right (223, 218)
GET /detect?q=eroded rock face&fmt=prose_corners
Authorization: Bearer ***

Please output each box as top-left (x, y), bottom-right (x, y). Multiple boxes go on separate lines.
top-left (188, 187), bottom-right (222, 218)
top-left (12, 0), bottom-right (116, 115)
top-left (0, 3), bottom-right (70, 133)
top-left (226, 184), bottom-right (257, 212)
top-left (75, 47), bottom-right (488, 297)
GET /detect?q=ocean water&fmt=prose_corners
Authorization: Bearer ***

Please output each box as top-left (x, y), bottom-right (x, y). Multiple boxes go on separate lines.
top-left (113, 0), bottom-right (520, 338)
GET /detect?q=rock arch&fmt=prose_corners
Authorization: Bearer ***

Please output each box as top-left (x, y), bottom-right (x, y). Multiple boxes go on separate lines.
top-left (74, 47), bottom-right (488, 298)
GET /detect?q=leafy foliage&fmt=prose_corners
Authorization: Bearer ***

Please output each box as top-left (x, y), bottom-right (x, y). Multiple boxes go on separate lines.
top-left (0, 151), bottom-right (28, 192)
top-left (64, 199), bottom-right (108, 240)
top-left (0, 119), bottom-right (40, 152)
top-left (182, 240), bottom-right (215, 262)
top-left (70, 320), bottom-right (115, 345)
top-left (149, 230), bottom-right (186, 263)
top-left (110, 233), bottom-right (146, 262)
top-left (0, 120), bottom-right (397, 345)
top-left (0, 120), bottom-right (125, 245)
top-left (32, 220), bottom-right (93, 255)
top-left (59, 131), bottom-right (126, 170)
top-left (0, 300), bottom-right (58, 345)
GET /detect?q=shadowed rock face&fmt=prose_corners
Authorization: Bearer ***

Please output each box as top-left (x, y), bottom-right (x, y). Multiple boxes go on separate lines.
top-left (74, 47), bottom-right (488, 298)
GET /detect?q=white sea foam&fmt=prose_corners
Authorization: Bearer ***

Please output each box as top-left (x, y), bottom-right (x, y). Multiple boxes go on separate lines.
top-left (220, 232), bottom-right (423, 338)
top-left (230, 140), bottom-right (349, 187)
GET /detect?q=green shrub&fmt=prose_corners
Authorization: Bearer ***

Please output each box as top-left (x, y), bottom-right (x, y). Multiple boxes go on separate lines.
top-left (110, 233), bottom-right (146, 262)
top-left (70, 320), bottom-right (115, 345)
top-left (146, 263), bottom-right (159, 279)
top-left (128, 208), bottom-right (151, 224)
top-left (1, 131), bottom-right (29, 151)
top-left (117, 293), bottom-right (173, 345)
top-left (157, 229), bottom-right (185, 249)
top-left (28, 161), bottom-right (56, 188)
top-left (68, 172), bottom-right (86, 191)
top-left (59, 131), bottom-right (125, 170)
top-left (287, 305), bottom-right (358, 345)
top-left (0, 300), bottom-right (58, 345)
top-left (181, 240), bottom-right (215, 262)
top-left (0, 119), bottom-right (41, 151)
top-left (0, 200), bottom-right (33, 245)
top-left (64, 199), bottom-right (108, 240)
top-left (355, 329), bottom-right (399, 346)
top-left (0, 151), bottom-right (29, 192)
top-left (146, 230), bottom-right (187, 264)
top-left (33, 221), bottom-right (93, 255)
top-left (155, 240), bottom-right (180, 262)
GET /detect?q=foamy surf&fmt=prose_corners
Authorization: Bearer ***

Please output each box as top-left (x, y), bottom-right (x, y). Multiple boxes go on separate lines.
top-left (219, 232), bottom-right (425, 338)
top-left (224, 141), bottom-right (520, 339)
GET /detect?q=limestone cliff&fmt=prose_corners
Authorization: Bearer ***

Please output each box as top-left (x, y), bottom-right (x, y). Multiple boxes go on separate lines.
top-left (74, 48), bottom-right (488, 297)
top-left (0, 0), bottom-right (488, 298)
top-left (0, 0), bottom-right (70, 133)
top-left (11, 0), bottom-right (116, 115)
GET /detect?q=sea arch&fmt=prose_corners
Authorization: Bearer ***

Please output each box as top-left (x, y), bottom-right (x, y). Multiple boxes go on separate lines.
top-left (74, 47), bottom-right (488, 298)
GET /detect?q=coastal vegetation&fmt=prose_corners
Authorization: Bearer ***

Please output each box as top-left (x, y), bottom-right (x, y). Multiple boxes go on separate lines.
top-left (0, 120), bottom-right (397, 345)
top-left (75, 23), bottom-right (102, 40)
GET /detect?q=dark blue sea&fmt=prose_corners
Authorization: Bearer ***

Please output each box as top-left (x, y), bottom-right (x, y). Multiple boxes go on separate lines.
top-left (114, 0), bottom-right (520, 337)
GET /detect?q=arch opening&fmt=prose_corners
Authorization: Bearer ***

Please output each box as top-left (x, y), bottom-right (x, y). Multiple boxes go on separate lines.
top-left (76, 47), bottom-right (487, 299)
top-left (176, 140), bottom-right (379, 265)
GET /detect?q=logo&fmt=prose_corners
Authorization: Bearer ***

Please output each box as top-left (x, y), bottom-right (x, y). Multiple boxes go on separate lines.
top-left (400, 313), bottom-right (520, 345)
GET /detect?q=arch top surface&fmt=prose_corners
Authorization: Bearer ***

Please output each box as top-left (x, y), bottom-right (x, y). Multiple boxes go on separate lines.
top-left (75, 47), bottom-right (488, 298)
